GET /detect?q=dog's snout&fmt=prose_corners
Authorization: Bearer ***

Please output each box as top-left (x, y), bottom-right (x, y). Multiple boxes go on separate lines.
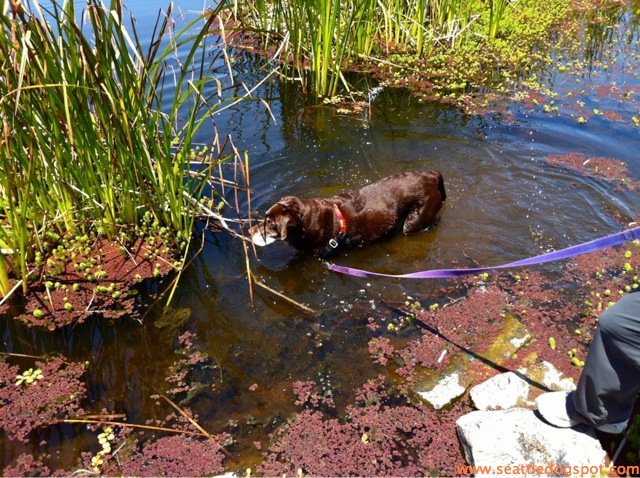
top-left (250, 221), bottom-right (276, 246)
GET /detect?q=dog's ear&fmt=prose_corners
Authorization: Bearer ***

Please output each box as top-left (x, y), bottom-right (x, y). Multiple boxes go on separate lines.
top-left (277, 196), bottom-right (303, 220)
top-left (271, 196), bottom-right (303, 241)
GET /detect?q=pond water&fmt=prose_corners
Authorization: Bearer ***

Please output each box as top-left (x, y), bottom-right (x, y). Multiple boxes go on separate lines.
top-left (2, 0), bottom-right (640, 472)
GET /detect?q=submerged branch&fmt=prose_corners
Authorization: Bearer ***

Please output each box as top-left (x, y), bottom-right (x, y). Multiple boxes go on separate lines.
top-left (249, 270), bottom-right (317, 314)
top-left (54, 418), bottom-right (209, 437)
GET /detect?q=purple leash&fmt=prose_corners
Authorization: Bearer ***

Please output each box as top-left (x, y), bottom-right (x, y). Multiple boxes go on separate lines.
top-left (328, 226), bottom-right (640, 279)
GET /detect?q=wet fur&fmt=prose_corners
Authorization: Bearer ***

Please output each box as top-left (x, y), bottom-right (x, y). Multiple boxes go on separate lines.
top-left (249, 170), bottom-right (446, 256)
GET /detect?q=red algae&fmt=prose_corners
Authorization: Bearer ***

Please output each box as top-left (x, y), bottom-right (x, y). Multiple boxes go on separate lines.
top-left (547, 153), bottom-right (639, 190)
top-left (1, 235), bottom-right (177, 330)
top-left (162, 331), bottom-right (217, 402)
top-left (368, 337), bottom-right (395, 366)
top-left (113, 434), bottom-right (228, 477)
top-left (0, 358), bottom-right (86, 443)
top-left (293, 380), bottom-right (336, 409)
top-left (256, 231), bottom-right (640, 475)
top-left (259, 377), bottom-right (467, 477)
top-left (3, 454), bottom-right (51, 477)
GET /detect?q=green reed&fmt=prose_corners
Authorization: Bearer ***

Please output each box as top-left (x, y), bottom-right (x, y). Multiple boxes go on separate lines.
top-left (0, 0), bottom-right (229, 296)
top-left (377, 0), bottom-right (432, 56)
top-left (488, 0), bottom-right (509, 39)
top-left (241, 0), bottom-right (377, 97)
top-left (236, 0), bottom-right (512, 98)
top-left (430, 0), bottom-right (478, 47)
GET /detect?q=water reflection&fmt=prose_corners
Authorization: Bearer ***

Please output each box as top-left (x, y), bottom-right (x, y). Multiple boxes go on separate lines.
top-left (3, 0), bottom-right (640, 472)
top-left (186, 4), bottom-right (640, 466)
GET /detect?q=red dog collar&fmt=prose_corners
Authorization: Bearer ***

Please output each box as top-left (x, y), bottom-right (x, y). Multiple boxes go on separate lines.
top-left (332, 203), bottom-right (347, 234)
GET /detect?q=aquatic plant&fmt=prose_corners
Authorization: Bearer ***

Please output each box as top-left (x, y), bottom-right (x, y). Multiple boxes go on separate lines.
top-left (14, 368), bottom-right (43, 386)
top-left (368, 337), bottom-right (395, 366)
top-left (234, 0), bottom-right (521, 98)
top-left (429, 0), bottom-right (478, 48)
top-left (0, 358), bottom-right (86, 443)
top-left (487, 0), bottom-right (508, 39)
top-left (238, 0), bottom-right (377, 96)
top-left (259, 377), bottom-right (466, 476)
top-left (90, 427), bottom-right (116, 473)
top-left (293, 380), bottom-right (335, 409)
top-left (0, 0), bottom-right (233, 298)
top-left (115, 434), bottom-right (228, 476)
top-left (3, 454), bottom-right (51, 477)
top-left (546, 153), bottom-right (638, 190)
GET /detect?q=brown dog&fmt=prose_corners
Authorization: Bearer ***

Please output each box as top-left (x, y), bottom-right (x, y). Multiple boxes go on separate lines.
top-left (249, 170), bottom-right (446, 257)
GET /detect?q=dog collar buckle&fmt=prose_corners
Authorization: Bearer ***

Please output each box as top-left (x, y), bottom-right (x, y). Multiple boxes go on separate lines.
top-left (320, 235), bottom-right (345, 259)
top-left (318, 205), bottom-right (348, 259)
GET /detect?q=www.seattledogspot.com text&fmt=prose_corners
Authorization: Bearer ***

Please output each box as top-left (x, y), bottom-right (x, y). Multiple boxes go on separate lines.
top-left (456, 462), bottom-right (638, 476)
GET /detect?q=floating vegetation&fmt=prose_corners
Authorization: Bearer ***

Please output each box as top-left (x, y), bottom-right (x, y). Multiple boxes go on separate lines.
top-left (231, 0), bottom-right (573, 101)
top-left (546, 153), bottom-right (639, 190)
top-left (15, 368), bottom-right (43, 387)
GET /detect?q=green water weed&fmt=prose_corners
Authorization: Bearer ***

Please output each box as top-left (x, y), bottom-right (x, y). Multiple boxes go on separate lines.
top-left (15, 368), bottom-right (44, 386)
top-left (0, 0), bottom-right (236, 299)
top-left (234, 0), bottom-right (558, 100)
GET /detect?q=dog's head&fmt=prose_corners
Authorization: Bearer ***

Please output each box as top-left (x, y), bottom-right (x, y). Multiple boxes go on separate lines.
top-left (249, 197), bottom-right (303, 247)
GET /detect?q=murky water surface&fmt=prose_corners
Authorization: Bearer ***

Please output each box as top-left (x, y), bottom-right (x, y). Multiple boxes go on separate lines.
top-left (2, 0), bottom-right (640, 471)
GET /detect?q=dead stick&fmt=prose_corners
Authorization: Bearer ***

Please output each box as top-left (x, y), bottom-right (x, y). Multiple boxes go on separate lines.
top-left (54, 419), bottom-right (207, 437)
top-left (249, 270), bottom-right (317, 314)
top-left (73, 413), bottom-right (126, 420)
top-left (242, 238), bottom-right (254, 304)
top-left (0, 351), bottom-right (47, 360)
top-left (139, 377), bottom-right (238, 463)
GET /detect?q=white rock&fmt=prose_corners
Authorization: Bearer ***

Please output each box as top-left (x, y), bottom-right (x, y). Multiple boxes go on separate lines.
top-left (417, 372), bottom-right (466, 410)
top-left (456, 409), bottom-right (606, 477)
top-left (469, 361), bottom-right (576, 412)
top-left (510, 333), bottom-right (531, 349)
top-left (535, 360), bottom-right (576, 392)
top-left (471, 372), bottom-right (532, 411)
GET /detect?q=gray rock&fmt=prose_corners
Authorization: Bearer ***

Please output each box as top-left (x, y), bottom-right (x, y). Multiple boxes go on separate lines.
top-left (456, 409), bottom-right (606, 477)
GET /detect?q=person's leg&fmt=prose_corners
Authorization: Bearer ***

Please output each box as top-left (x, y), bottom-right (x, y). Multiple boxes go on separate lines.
top-left (537, 290), bottom-right (640, 433)
top-left (572, 289), bottom-right (640, 428)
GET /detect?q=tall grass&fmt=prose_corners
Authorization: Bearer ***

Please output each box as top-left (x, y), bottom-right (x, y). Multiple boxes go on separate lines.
top-left (241, 0), bottom-right (376, 97)
top-left (488, 0), bottom-right (509, 39)
top-left (235, 0), bottom-right (513, 97)
top-left (0, 0), bottom-right (230, 297)
top-left (378, 0), bottom-right (431, 56)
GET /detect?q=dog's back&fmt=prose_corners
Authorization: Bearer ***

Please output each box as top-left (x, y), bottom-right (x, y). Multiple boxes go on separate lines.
top-left (337, 170), bottom-right (445, 241)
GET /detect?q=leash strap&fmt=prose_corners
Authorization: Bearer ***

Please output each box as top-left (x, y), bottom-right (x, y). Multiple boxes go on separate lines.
top-left (328, 226), bottom-right (640, 279)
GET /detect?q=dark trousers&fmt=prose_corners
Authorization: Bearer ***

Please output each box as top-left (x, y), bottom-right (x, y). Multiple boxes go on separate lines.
top-left (573, 290), bottom-right (640, 427)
